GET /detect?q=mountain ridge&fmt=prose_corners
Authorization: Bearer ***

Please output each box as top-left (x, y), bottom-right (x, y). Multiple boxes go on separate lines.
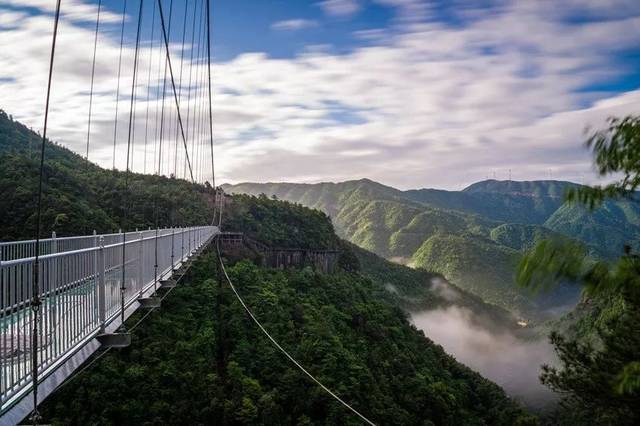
top-left (225, 178), bottom-right (640, 320)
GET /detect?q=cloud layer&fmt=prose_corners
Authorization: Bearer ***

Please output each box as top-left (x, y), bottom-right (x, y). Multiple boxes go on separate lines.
top-left (1, 0), bottom-right (640, 189)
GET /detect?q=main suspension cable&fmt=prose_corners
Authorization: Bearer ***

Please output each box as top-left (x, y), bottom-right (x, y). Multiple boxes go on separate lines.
top-left (119, 0), bottom-right (146, 329)
top-left (30, 1), bottom-right (62, 423)
top-left (157, 0), bottom-right (195, 182)
top-left (173, 0), bottom-right (190, 178)
top-left (215, 241), bottom-right (376, 426)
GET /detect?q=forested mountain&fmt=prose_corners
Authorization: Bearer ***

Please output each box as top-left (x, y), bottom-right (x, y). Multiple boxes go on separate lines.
top-left (3, 109), bottom-right (538, 423)
top-left (224, 179), bottom-right (640, 320)
top-left (39, 193), bottom-right (535, 425)
top-left (0, 109), bottom-right (214, 240)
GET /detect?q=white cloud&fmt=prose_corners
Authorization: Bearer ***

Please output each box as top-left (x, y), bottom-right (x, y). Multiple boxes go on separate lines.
top-left (1, 0), bottom-right (640, 190)
top-left (318, 0), bottom-right (361, 17)
top-left (271, 19), bottom-right (318, 31)
top-left (1, 0), bottom-right (122, 23)
top-left (0, 10), bottom-right (25, 27)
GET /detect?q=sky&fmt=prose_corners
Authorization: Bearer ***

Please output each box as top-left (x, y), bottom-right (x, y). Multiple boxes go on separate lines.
top-left (1, 0), bottom-right (640, 190)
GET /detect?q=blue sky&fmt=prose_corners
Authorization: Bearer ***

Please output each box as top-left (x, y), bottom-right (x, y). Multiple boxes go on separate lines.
top-left (1, 0), bottom-right (640, 189)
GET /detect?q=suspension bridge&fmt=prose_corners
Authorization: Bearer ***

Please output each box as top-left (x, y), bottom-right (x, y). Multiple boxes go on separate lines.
top-left (0, 1), bottom-right (377, 424)
top-left (1, 0), bottom-right (220, 423)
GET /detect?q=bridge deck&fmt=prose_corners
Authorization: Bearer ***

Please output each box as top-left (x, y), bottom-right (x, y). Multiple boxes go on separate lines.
top-left (0, 226), bottom-right (218, 423)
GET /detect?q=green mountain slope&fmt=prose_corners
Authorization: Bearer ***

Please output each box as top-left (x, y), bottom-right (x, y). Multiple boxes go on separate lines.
top-left (39, 195), bottom-right (535, 425)
top-left (0, 109), bottom-right (214, 240)
top-left (544, 200), bottom-right (640, 257)
top-left (225, 179), bottom-right (639, 320)
top-left (404, 181), bottom-right (565, 225)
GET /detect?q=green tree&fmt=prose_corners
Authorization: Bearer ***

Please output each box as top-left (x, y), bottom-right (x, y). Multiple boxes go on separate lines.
top-left (518, 116), bottom-right (640, 424)
top-left (566, 116), bottom-right (640, 208)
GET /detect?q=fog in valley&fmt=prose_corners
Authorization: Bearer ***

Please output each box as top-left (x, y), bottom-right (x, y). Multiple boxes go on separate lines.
top-left (411, 305), bottom-right (559, 410)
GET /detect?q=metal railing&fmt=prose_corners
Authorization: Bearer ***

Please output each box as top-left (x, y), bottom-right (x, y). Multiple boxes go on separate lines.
top-left (0, 225), bottom-right (218, 412)
top-left (0, 228), bottom-right (179, 262)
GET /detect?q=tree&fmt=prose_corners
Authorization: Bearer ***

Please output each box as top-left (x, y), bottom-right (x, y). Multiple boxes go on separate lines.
top-left (565, 116), bottom-right (640, 209)
top-left (518, 116), bottom-right (640, 424)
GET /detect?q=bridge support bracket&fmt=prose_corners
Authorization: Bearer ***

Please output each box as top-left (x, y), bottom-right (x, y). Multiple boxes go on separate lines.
top-left (138, 296), bottom-right (161, 309)
top-left (96, 332), bottom-right (131, 349)
top-left (160, 279), bottom-right (177, 289)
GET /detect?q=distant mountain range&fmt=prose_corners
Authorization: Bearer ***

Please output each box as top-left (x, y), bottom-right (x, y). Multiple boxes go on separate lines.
top-left (224, 178), bottom-right (640, 321)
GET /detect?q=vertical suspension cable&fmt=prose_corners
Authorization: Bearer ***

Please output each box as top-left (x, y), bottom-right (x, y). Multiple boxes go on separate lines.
top-left (112, 0), bottom-right (128, 170)
top-left (119, 0), bottom-right (145, 329)
top-left (154, 0), bottom-right (175, 293)
top-left (198, 6), bottom-right (207, 185)
top-left (143, 1), bottom-right (157, 175)
top-left (30, 1), bottom-right (62, 423)
top-left (197, 60), bottom-right (207, 183)
top-left (84, 0), bottom-right (102, 168)
top-left (206, 0), bottom-right (215, 190)
top-left (169, 0), bottom-right (190, 236)
top-left (193, 15), bottom-right (206, 184)
top-left (183, 0), bottom-right (201, 180)
top-left (153, 3), bottom-right (164, 176)
top-left (129, 37), bottom-right (143, 173)
top-left (173, 0), bottom-right (190, 178)
top-left (205, 0), bottom-right (217, 225)
top-left (188, 5), bottom-right (204, 182)
top-left (157, 0), bottom-right (174, 178)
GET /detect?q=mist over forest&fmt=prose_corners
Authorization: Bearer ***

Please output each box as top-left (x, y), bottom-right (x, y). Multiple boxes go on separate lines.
top-left (411, 305), bottom-right (558, 410)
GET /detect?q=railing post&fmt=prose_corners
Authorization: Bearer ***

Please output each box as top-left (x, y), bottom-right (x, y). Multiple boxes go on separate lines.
top-left (51, 231), bottom-right (57, 254)
top-left (98, 236), bottom-right (106, 333)
top-left (181, 227), bottom-right (185, 263)
top-left (153, 227), bottom-right (159, 292)
top-left (170, 226), bottom-right (175, 271)
top-left (50, 230), bottom-right (57, 297)
top-left (138, 231), bottom-right (144, 296)
top-left (93, 229), bottom-right (98, 295)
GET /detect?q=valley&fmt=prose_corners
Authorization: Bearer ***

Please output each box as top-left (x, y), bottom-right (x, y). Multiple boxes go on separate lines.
top-left (224, 178), bottom-right (640, 410)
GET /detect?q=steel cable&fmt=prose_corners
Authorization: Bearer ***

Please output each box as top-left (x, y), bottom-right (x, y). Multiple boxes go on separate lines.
top-left (30, 1), bottom-right (62, 423)
top-left (215, 240), bottom-right (376, 426)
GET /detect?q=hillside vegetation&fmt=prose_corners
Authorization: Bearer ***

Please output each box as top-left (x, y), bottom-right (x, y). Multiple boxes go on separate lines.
top-left (39, 195), bottom-right (535, 425)
top-left (225, 179), bottom-right (639, 320)
top-left (0, 109), bottom-right (214, 240)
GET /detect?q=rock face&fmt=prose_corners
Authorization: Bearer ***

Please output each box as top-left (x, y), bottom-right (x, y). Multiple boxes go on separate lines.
top-left (219, 232), bottom-right (339, 274)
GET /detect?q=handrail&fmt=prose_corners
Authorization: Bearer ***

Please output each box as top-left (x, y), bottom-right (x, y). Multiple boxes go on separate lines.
top-left (1, 225), bottom-right (218, 414)
top-left (0, 227), bottom-right (211, 265)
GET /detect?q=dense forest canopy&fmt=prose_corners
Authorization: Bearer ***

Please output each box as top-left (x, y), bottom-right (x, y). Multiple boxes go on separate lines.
top-left (39, 197), bottom-right (535, 425)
